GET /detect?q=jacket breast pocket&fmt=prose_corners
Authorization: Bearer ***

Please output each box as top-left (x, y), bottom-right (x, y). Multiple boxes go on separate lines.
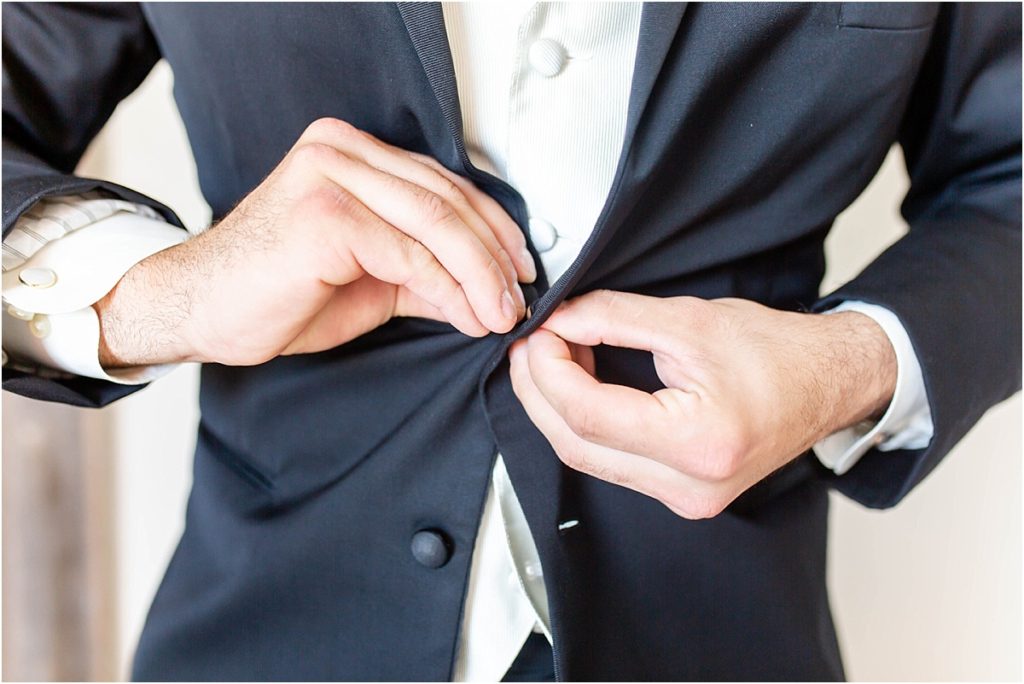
top-left (839, 2), bottom-right (940, 31)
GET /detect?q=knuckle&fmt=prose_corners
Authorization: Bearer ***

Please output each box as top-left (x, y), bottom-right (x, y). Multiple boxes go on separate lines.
top-left (662, 492), bottom-right (693, 518)
top-left (486, 258), bottom-right (507, 288)
top-left (420, 191), bottom-right (458, 227)
top-left (407, 151), bottom-right (436, 173)
top-left (700, 455), bottom-right (732, 482)
top-left (683, 429), bottom-right (747, 482)
top-left (554, 444), bottom-right (588, 472)
top-left (291, 141), bottom-right (338, 169)
top-left (590, 289), bottom-right (617, 307)
top-left (401, 237), bottom-right (436, 274)
top-left (690, 451), bottom-right (738, 483)
top-left (424, 173), bottom-right (476, 222)
top-left (380, 171), bottom-right (414, 199)
top-left (408, 252), bottom-right (459, 302)
top-left (412, 153), bottom-right (465, 187)
top-left (433, 175), bottom-right (466, 206)
top-left (497, 249), bottom-right (517, 280)
top-left (667, 490), bottom-right (729, 520)
top-left (587, 289), bottom-right (624, 319)
top-left (305, 117), bottom-right (357, 140)
top-left (409, 151), bottom-right (442, 170)
top-left (676, 295), bottom-right (717, 325)
top-left (691, 494), bottom-right (729, 519)
top-left (303, 184), bottom-right (359, 219)
top-left (292, 186), bottom-right (330, 219)
top-left (564, 405), bottom-right (600, 442)
top-left (714, 457), bottom-right (740, 481)
top-left (716, 431), bottom-right (748, 477)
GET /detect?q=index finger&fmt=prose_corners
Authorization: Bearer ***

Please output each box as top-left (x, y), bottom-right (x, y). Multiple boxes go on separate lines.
top-left (526, 329), bottom-right (701, 467)
top-left (303, 144), bottom-right (519, 333)
top-left (409, 151), bottom-right (536, 284)
top-left (509, 338), bottom-right (697, 514)
top-left (541, 290), bottom-right (676, 353)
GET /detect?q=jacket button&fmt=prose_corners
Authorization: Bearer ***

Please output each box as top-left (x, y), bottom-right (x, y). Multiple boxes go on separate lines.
top-left (411, 529), bottom-right (452, 568)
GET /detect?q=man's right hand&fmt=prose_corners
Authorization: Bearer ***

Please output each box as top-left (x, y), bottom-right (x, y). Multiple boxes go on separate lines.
top-left (94, 118), bottom-right (537, 368)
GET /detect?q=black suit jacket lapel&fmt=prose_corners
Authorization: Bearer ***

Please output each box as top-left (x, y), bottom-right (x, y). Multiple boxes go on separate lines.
top-left (396, 3), bottom-right (469, 161)
top-left (626, 3), bottom-right (689, 156)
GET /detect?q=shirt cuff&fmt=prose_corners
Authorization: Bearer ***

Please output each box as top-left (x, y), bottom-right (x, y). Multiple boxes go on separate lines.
top-left (3, 212), bottom-right (187, 315)
top-left (812, 301), bottom-right (935, 475)
top-left (3, 303), bottom-right (175, 385)
top-left (3, 208), bottom-right (188, 385)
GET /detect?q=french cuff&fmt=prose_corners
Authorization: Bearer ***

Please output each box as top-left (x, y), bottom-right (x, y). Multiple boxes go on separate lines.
top-left (812, 301), bottom-right (935, 475)
top-left (2, 212), bottom-right (187, 384)
top-left (2, 212), bottom-right (186, 314)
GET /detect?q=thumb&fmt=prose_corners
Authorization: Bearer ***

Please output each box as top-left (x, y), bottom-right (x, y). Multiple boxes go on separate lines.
top-left (568, 340), bottom-right (597, 377)
top-left (541, 290), bottom-right (673, 353)
top-left (393, 285), bottom-right (446, 323)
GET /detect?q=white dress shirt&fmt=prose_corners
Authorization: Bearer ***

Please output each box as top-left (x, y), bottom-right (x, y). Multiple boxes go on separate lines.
top-left (1, 3), bottom-right (934, 680)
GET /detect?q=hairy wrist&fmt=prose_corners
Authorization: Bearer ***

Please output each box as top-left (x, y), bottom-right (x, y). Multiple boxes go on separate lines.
top-left (94, 243), bottom-right (197, 369)
top-left (808, 310), bottom-right (898, 438)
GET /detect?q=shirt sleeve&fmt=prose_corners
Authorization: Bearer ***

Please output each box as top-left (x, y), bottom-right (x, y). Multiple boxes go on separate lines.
top-left (2, 193), bottom-right (188, 385)
top-left (812, 301), bottom-right (935, 475)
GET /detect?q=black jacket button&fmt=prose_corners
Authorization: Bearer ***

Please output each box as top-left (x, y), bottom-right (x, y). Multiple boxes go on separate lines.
top-left (411, 529), bottom-right (452, 568)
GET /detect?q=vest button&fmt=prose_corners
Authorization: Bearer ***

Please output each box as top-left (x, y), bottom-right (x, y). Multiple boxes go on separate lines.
top-left (528, 217), bottom-right (558, 253)
top-left (528, 38), bottom-right (568, 78)
top-left (410, 529), bottom-right (452, 569)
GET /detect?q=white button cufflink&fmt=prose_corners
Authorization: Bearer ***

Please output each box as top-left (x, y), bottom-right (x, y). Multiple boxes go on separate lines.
top-left (19, 267), bottom-right (57, 289)
top-left (7, 305), bottom-right (34, 321)
top-left (29, 315), bottom-right (50, 339)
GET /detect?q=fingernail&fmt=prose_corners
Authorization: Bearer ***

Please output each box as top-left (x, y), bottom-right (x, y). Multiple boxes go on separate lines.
top-left (514, 282), bottom-right (526, 309)
top-left (520, 247), bottom-right (537, 282)
top-left (501, 290), bottom-right (517, 322)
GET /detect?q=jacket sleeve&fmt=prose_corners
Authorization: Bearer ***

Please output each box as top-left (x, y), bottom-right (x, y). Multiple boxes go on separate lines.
top-left (2, 2), bottom-right (184, 407)
top-left (814, 2), bottom-right (1022, 508)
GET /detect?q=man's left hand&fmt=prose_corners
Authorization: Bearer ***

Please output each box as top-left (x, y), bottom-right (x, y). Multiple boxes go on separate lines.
top-left (509, 290), bottom-right (897, 519)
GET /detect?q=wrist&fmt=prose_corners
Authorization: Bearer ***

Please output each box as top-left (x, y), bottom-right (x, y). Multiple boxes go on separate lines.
top-left (811, 310), bottom-right (898, 437)
top-left (94, 244), bottom-right (197, 368)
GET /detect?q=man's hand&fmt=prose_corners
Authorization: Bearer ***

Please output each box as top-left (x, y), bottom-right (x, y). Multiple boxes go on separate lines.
top-left (95, 118), bottom-right (536, 367)
top-left (509, 291), bottom-right (897, 519)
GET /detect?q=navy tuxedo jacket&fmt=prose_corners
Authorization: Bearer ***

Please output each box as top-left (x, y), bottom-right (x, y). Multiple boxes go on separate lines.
top-left (2, 3), bottom-right (1020, 680)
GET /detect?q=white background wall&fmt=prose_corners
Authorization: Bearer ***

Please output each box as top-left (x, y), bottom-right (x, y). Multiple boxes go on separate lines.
top-left (79, 62), bottom-right (1021, 681)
